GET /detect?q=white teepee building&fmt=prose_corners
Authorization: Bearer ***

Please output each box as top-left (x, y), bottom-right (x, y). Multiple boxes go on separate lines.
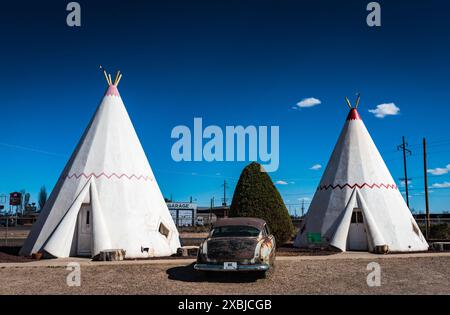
top-left (294, 96), bottom-right (428, 253)
top-left (20, 70), bottom-right (180, 258)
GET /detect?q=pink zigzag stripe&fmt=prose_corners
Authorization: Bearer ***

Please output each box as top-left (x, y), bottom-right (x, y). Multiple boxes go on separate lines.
top-left (66, 172), bottom-right (154, 181)
top-left (318, 183), bottom-right (398, 191)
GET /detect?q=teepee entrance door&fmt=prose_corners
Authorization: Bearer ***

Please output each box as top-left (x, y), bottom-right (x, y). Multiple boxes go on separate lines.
top-left (347, 208), bottom-right (368, 251)
top-left (77, 204), bottom-right (92, 256)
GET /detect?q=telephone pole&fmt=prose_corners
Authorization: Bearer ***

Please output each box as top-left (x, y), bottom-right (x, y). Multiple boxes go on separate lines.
top-left (423, 138), bottom-right (430, 239)
top-left (397, 136), bottom-right (412, 208)
top-left (221, 180), bottom-right (229, 206)
top-left (209, 197), bottom-right (214, 227)
top-left (301, 199), bottom-right (305, 217)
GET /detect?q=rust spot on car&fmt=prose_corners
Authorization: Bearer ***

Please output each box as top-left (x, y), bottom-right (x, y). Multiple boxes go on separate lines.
top-left (207, 238), bottom-right (257, 261)
top-left (196, 217), bottom-right (276, 271)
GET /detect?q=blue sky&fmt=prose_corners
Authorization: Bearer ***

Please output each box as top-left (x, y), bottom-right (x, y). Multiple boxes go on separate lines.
top-left (0, 0), bottom-right (449, 213)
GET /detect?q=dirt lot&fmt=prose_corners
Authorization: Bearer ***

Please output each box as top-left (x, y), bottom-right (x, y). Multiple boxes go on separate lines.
top-left (1, 255), bottom-right (449, 295)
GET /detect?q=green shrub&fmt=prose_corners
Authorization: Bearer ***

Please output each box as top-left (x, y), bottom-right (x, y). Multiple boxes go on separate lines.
top-left (230, 162), bottom-right (295, 244)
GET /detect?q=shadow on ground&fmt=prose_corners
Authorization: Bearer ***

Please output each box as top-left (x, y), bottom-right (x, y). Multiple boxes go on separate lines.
top-left (0, 246), bottom-right (35, 263)
top-left (167, 263), bottom-right (261, 283)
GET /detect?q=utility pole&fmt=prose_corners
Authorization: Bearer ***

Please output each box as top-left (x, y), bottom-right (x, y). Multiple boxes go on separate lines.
top-left (221, 180), bottom-right (229, 206)
top-left (423, 138), bottom-right (431, 239)
top-left (209, 197), bottom-right (214, 227)
top-left (301, 199), bottom-right (305, 217)
top-left (397, 136), bottom-right (412, 208)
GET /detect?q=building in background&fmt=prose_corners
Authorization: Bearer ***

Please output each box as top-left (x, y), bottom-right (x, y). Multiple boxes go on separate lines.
top-left (167, 202), bottom-right (198, 227)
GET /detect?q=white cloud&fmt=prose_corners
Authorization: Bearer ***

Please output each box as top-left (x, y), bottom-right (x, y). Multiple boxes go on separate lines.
top-left (368, 103), bottom-right (400, 118)
top-left (310, 164), bottom-right (322, 170)
top-left (290, 181), bottom-right (295, 184)
top-left (428, 164), bottom-right (450, 176)
top-left (400, 180), bottom-right (412, 187)
top-left (275, 180), bottom-right (288, 185)
top-left (297, 97), bottom-right (321, 108)
top-left (432, 182), bottom-right (450, 188)
top-left (215, 172), bottom-right (221, 176)
top-left (298, 197), bottom-right (311, 201)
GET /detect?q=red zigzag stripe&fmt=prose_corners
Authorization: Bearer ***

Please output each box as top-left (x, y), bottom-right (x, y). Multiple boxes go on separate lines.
top-left (66, 172), bottom-right (154, 181)
top-left (318, 183), bottom-right (398, 190)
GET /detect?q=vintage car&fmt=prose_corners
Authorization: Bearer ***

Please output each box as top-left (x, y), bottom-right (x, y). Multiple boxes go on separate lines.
top-left (194, 218), bottom-right (276, 275)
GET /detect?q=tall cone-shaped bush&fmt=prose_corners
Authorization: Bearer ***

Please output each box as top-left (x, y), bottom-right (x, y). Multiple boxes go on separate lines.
top-left (230, 162), bottom-right (295, 244)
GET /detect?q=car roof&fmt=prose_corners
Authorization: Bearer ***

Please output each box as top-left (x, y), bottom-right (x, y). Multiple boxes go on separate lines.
top-left (212, 217), bottom-right (266, 230)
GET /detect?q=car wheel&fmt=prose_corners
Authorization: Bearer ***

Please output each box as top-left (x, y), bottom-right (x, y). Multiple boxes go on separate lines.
top-left (256, 270), bottom-right (268, 279)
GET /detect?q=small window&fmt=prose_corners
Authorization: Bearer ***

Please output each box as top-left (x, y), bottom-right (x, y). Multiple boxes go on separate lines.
top-left (159, 222), bottom-right (170, 238)
top-left (351, 209), bottom-right (364, 223)
top-left (351, 212), bottom-right (357, 223)
top-left (411, 220), bottom-right (420, 237)
top-left (86, 211), bottom-right (90, 225)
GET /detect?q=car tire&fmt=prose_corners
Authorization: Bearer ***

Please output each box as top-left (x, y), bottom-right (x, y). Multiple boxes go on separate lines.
top-left (256, 270), bottom-right (268, 279)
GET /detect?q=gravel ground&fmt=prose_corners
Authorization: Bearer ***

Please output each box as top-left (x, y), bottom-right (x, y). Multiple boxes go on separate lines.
top-left (1, 256), bottom-right (449, 295)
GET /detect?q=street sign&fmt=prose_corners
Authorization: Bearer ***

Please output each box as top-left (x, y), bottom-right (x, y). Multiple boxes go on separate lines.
top-left (9, 192), bottom-right (22, 206)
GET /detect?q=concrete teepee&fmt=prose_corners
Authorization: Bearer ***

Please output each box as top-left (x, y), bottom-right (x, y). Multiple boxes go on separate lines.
top-left (294, 95), bottom-right (428, 253)
top-left (20, 69), bottom-right (180, 258)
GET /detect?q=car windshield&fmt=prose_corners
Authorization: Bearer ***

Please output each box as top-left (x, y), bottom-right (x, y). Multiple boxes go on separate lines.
top-left (211, 225), bottom-right (261, 238)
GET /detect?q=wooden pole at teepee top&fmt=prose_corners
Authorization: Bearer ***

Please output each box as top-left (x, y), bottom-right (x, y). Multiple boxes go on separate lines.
top-left (116, 73), bottom-right (123, 86)
top-left (114, 71), bottom-right (121, 85)
top-left (345, 97), bottom-right (352, 109)
top-left (355, 93), bottom-right (361, 109)
top-left (102, 70), bottom-right (109, 85)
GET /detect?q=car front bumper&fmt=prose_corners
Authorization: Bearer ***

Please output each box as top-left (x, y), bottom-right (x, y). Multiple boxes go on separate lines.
top-left (194, 263), bottom-right (270, 272)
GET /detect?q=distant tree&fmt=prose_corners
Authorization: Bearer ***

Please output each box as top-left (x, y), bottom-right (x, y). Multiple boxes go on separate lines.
top-left (38, 186), bottom-right (47, 211)
top-left (230, 162), bottom-right (295, 244)
top-left (20, 189), bottom-right (26, 211)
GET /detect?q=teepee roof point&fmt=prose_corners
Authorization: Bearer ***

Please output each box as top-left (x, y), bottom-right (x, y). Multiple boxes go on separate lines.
top-left (100, 65), bottom-right (122, 97)
top-left (344, 93), bottom-right (362, 121)
top-left (346, 108), bottom-right (361, 121)
top-left (100, 65), bottom-right (123, 87)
